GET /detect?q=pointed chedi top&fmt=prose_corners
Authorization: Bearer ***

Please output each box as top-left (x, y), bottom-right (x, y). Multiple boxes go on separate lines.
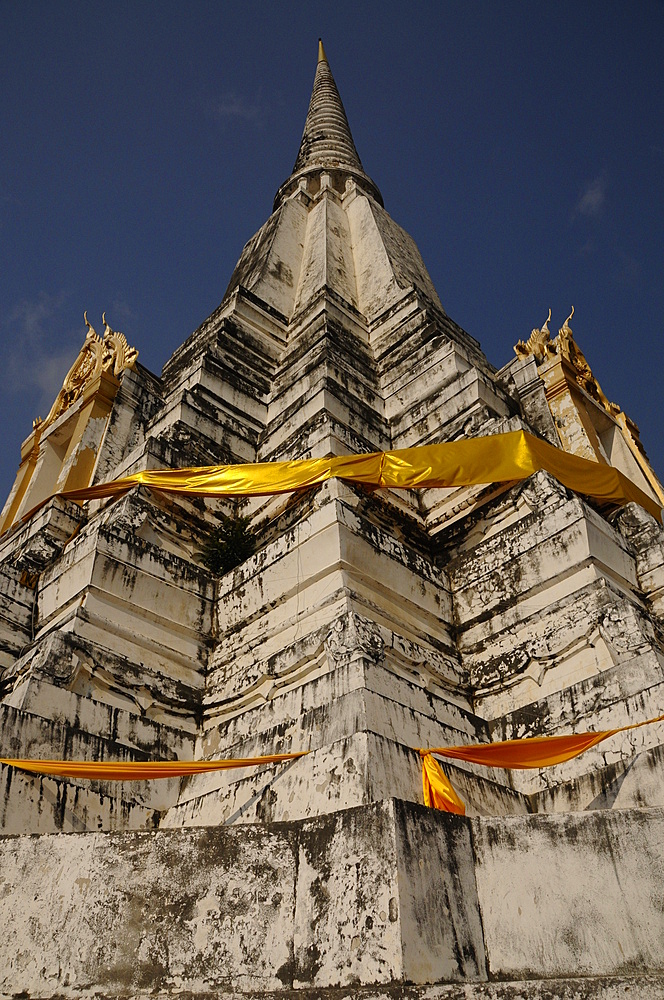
top-left (225, 38), bottom-right (443, 322)
top-left (292, 37), bottom-right (363, 174)
top-left (273, 40), bottom-right (382, 210)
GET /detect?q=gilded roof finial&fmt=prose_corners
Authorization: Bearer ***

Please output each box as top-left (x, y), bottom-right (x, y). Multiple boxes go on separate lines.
top-left (554, 306), bottom-right (620, 416)
top-left (35, 310), bottom-right (139, 433)
top-left (557, 307), bottom-right (575, 356)
top-left (560, 305), bottom-right (574, 338)
top-left (83, 310), bottom-right (99, 339)
top-left (100, 312), bottom-right (139, 375)
top-left (514, 308), bottom-right (553, 363)
top-left (318, 38), bottom-right (327, 64)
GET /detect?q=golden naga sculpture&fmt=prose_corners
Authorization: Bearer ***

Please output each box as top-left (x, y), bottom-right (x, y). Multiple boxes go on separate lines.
top-left (38, 312), bottom-right (139, 432)
top-left (514, 309), bottom-right (554, 364)
top-left (102, 311), bottom-right (139, 376)
top-left (515, 306), bottom-right (621, 419)
top-left (555, 307), bottom-right (620, 417)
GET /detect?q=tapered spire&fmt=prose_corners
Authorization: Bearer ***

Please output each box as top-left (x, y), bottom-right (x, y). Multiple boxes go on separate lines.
top-left (273, 40), bottom-right (382, 209)
top-left (292, 38), bottom-right (363, 174)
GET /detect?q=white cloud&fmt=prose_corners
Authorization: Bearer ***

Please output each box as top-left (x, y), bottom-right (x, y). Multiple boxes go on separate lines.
top-left (108, 295), bottom-right (137, 329)
top-left (208, 92), bottom-right (266, 125)
top-left (575, 173), bottom-right (608, 219)
top-left (1, 293), bottom-right (88, 417)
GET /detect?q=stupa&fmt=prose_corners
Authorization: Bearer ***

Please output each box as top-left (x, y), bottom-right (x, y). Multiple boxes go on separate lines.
top-left (1, 41), bottom-right (664, 998)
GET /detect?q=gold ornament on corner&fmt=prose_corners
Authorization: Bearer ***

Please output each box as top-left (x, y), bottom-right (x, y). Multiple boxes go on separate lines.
top-left (38, 312), bottom-right (139, 431)
top-left (514, 308), bottom-right (554, 364)
top-left (514, 306), bottom-right (621, 420)
top-left (101, 312), bottom-right (139, 376)
top-left (554, 306), bottom-right (620, 417)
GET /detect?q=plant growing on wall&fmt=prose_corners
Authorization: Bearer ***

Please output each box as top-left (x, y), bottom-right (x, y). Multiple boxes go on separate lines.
top-left (200, 512), bottom-right (255, 575)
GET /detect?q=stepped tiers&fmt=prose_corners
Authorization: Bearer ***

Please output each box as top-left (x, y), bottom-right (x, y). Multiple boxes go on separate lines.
top-left (1, 41), bottom-right (664, 999)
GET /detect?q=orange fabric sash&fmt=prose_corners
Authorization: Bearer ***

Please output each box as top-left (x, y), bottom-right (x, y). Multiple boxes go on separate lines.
top-left (2, 716), bottom-right (663, 820)
top-left (421, 753), bottom-right (466, 814)
top-left (0, 752), bottom-right (307, 781)
top-left (419, 712), bottom-right (664, 813)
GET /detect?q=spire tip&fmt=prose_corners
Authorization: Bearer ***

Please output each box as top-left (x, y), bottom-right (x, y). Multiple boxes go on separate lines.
top-left (272, 36), bottom-right (384, 210)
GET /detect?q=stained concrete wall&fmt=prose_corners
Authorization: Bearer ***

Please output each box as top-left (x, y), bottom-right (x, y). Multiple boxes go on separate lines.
top-left (1, 799), bottom-right (663, 997)
top-left (473, 808), bottom-right (664, 981)
top-left (0, 800), bottom-right (483, 997)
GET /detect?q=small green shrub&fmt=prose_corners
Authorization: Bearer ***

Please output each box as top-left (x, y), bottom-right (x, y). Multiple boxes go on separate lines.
top-left (200, 513), bottom-right (255, 575)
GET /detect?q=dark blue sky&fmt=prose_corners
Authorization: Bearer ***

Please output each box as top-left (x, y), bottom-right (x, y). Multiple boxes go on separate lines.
top-left (1, 2), bottom-right (663, 502)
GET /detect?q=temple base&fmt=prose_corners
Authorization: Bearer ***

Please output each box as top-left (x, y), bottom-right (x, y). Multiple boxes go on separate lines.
top-left (3, 798), bottom-right (663, 996)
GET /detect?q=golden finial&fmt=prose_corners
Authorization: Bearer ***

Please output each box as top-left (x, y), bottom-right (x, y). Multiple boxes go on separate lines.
top-left (318, 38), bottom-right (328, 64)
top-left (514, 308), bottom-right (553, 363)
top-left (561, 305), bottom-right (575, 336)
top-left (84, 310), bottom-right (98, 338)
top-left (99, 312), bottom-right (139, 375)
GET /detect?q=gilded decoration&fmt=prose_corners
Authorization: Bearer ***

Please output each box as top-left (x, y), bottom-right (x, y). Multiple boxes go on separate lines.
top-left (514, 307), bottom-right (620, 419)
top-left (555, 307), bottom-right (620, 417)
top-left (514, 309), bottom-right (554, 364)
top-left (36, 313), bottom-right (138, 432)
top-left (512, 307), bottom-right (664, 503)
top-left (101, 312), bottom-right (139, 377)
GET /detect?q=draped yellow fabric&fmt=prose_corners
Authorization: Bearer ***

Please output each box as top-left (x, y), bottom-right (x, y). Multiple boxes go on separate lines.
top-left (421, 753), bottom-right (466, 815)
top-left (3, 713), bottom-right (664, 818)
top-left (421, 711), bottom-right (664, 770)
top-left (51, 452), bottom-right (386, 503)
top-left (427, 730), bottom-right (619, 770)
top-left (378, 432), bottom-right (660, 517)
top-left (0, 751), bottom-right (308, 781)
top-left (17, 429), bottom-right (662, 528)
top-left (419, 712), bottom-right (664, 813)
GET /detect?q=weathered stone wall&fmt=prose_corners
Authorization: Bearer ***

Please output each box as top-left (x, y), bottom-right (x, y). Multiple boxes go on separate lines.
top-left (0, 701), bottom-right (183, 833)
top-left (3, 465), bottom-right (664, 834)
top-left (2, 799), bottom-right (663, 997)
top-left (1, 492), bottom-right (214, 731)
top-left (55, 978), bottom-right (659, 998)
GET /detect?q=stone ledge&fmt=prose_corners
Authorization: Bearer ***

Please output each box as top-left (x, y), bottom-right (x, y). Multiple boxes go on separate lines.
top-left (2, 801), bottom-right (664, 996)
top-left (13, 975), bottom-right (664, 999)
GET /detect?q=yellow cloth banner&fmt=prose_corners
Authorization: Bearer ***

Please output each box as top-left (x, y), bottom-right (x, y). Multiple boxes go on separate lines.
top-left (3, 713), bottom-right (664, 818)
top-left (19, 429), bottom-right (662, 525)
top-left (419, 711), bottom-right (664, 813)
top-left (0, 751), bottom-right (308, 781)
top-left (422, 752), bottom-right (466, 815)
